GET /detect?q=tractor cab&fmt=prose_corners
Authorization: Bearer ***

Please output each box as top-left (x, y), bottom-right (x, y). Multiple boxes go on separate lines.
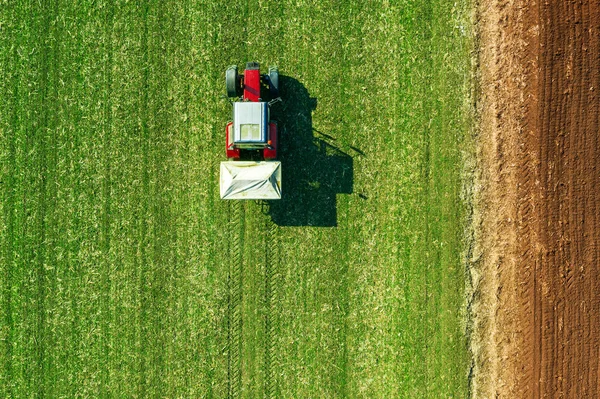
top-left (232, 102), bottom-right (269, 148)
top-left (225, 101), bottom-right (277, 160)
top-left (226, 101), bottom-right (272, 154)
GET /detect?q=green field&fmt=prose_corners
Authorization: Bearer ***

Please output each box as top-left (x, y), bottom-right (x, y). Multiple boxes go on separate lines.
top-left (1, 0), bottom-right (475, 397)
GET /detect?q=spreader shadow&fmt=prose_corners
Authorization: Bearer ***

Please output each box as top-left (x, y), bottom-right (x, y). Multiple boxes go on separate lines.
top-left (269, 76), bottom-right (353, 227)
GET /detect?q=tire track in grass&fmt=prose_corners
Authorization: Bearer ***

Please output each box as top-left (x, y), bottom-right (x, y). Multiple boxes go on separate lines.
top-left (263, 217), bottom-right (280, 399)
top-left (227, 200), bottom-right (244, 399)
top-left (33, 0), bottom-right (61, 395)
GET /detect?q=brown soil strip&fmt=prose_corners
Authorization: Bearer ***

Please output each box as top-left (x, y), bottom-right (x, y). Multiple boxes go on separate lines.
top-left (474, 0), bottom-right (600, 397)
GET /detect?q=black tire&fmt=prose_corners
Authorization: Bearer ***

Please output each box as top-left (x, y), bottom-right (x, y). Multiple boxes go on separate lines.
top-left (268, 66), bottom-right (279, 98)
top-left (226, 66), bottom-right (239, 97)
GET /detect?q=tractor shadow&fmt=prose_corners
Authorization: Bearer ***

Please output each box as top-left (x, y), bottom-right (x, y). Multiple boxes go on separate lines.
top-left (268, 76), bottom-right (353, 227)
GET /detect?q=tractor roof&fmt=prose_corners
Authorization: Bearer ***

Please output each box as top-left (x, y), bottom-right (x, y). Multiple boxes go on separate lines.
top-left (233, 102), bottom-right (268, 144)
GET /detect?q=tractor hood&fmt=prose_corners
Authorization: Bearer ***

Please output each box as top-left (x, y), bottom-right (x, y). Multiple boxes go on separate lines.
top-left (220, 161), bottom-right (281, 200)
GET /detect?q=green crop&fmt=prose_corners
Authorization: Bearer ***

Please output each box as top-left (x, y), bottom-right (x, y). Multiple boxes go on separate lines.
top-left (0, 0), bottom-right (475, 397)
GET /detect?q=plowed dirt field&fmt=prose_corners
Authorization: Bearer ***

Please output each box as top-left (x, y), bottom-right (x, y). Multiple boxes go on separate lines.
top-left (475, 0), bottom-right (600, 397)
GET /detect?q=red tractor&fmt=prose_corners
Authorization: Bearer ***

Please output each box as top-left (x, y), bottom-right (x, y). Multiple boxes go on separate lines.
top-left (220, 62), bottom-right (282, 200)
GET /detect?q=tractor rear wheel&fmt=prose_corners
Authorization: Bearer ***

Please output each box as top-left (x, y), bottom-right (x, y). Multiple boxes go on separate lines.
top-left (268, 66), bottom-right (279, 98)
top-left (226, 66), bottom-right (240, 97)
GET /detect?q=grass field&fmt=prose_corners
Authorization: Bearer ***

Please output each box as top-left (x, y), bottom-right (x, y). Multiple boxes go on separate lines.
top-left (1, 0), bottom-right (475, 397)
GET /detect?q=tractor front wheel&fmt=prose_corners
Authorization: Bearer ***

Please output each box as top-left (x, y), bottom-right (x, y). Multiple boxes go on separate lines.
top-left (226, 66), bottom-right (240, 97)
top-left (268, 66), bottom-right (279, 98)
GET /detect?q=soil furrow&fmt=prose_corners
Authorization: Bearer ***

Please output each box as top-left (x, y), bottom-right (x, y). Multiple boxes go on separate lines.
top-left (477, 0), bottom-right (600, 397)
